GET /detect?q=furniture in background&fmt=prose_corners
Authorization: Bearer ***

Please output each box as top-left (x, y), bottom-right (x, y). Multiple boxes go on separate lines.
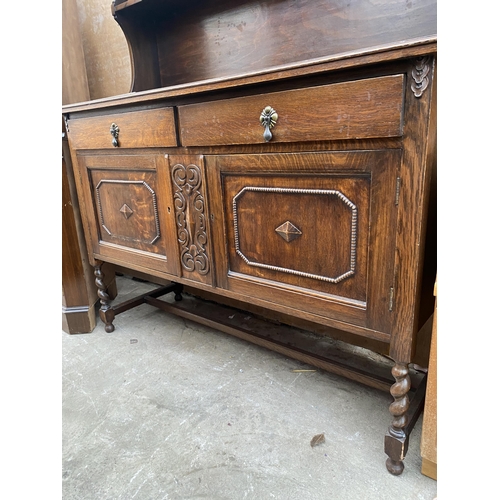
top-left (63, 0), bottom-right (436, 473)
top-left (421, 281), bottom-right (437, 479)
top-left (62, 0), bottom-right (115, 333)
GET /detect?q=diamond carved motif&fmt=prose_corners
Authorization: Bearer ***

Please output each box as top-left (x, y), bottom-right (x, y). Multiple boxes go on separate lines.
top-left (119, 203), bottom-right (133, 219)
top-left (275, 220), bottom-right (302, 242)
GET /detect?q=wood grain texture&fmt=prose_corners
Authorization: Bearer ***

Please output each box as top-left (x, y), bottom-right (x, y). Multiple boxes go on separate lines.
top-left (150, 0), bottom-right (436, 88)
top-left (62, 0), bottom-right (90, 105)
top-left (74, 152), bottom-right (180, 276)
top-left (206, 150), bottom-right (400, 334)
top-left (179, 75), bottom-right (404, 146)
top-left (112, 11), bottom-right (161, 93)
top-left (224, 174), bottom-right (369, 301)
top-left (390, 56), bottom-right (436, 362)
top-left (68, 108), bottom-right (177, 149)
top-left (63, 132), bottom-right (117, 334)
top-left (62, 137), bottom-right (96, 333)
top-left (420, 288), bottom-right (437, 480)
top-left (62, 146), bottom-right (118, 333)
top-left (168, 155), bottom-right (214, 286)
top-left (62, 42), bottom-right (436, 114)
top-left (64, 0), bottom-right (437, 475)
top-left (62, 0), bottom-right (102, 334)
top-left (180, 285), bottom-right (391, 355)
top-left (74, 0), bottom-right (131, 100)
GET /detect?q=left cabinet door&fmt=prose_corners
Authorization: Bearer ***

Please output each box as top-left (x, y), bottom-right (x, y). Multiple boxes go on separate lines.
top-left (74, 152), bottom-right (180, 276)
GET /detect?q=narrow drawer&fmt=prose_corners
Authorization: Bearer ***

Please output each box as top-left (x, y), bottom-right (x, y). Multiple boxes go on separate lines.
top-left (178, 75), bottom-right (404, 146)
top-left (67, 107), bottom-right (177, 149)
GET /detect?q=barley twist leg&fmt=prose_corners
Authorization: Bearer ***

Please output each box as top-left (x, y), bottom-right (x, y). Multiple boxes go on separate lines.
top-left (94, 262), bottom-right (115, 333)
top-left (385, 362), bottom-right (411, 475)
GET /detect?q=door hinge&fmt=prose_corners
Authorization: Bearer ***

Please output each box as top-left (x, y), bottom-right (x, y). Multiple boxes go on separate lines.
top-left (395, 177), bottom-right (401, 206)
top-left (389, 287), bottom-right (394, 312)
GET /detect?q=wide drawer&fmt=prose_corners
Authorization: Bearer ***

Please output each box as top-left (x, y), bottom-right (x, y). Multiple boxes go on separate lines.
top-left (179, 75), bottom-right (404, 146)
top-left (67, 107), bottom-right (177, 149)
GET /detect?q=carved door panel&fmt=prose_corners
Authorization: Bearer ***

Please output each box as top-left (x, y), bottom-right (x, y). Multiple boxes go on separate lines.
top-left (167, 155), bottom-right (214, 286)
top-left (207, 151), bottom-right (401, 335)
top-left (76, 153), bottom-right (180, 275)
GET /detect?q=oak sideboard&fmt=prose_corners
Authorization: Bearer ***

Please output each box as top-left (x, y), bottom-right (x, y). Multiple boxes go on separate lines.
top-left (63, 0), bottom-right (437, 475)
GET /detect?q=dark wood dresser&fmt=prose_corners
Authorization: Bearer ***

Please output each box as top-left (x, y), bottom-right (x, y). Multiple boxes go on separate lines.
top-left (62, 0), bottom-right (437, 475)
top-left (62, 0), bottom-right (117, 333)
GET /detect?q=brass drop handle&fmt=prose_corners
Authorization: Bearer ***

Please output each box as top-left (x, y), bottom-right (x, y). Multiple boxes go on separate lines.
top-left (110, 122), bottom-right (120, 147)
top-left (260, 106), bottom-right (278, 142)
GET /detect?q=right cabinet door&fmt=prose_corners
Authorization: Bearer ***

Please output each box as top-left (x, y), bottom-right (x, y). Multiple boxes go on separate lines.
top-left (207, 150), bottom-right (401, 337)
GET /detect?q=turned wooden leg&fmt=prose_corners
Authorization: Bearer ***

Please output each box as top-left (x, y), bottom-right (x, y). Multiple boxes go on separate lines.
top-left (385, 362), bottom-right (411, 475)
top-left (94, 262), bottom-right (115, 333)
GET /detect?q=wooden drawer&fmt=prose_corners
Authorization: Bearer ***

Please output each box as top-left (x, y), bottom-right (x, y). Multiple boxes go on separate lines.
top-left (68, 108), bottom-right (177, 149)
top-left (179, 75), bottom-right (404, 146)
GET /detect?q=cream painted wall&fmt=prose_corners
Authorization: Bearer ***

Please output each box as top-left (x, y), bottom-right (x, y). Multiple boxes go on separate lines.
top-left (74, 0), bottom-right (131, 100)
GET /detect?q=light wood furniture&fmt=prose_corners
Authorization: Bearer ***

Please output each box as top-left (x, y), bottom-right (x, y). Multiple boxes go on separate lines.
top-left (63, 0), bottom-right (436, 474)
top-left (421, 282), bottom-right (437, 480)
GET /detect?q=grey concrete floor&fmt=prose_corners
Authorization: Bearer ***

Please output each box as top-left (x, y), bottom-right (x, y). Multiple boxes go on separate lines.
top-left (62, 275), bottom-right (437, 500)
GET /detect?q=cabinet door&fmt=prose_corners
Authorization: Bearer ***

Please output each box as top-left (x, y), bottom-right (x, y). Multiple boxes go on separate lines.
top-left (207, 151), bottom-right (400, 337)
top-left (75, 152), bottom-right (180, 276)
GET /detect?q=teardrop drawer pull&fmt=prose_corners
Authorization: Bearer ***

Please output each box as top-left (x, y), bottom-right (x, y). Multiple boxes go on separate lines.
top-left (260, 106), bottom-right (278, 142)
top-left (110, 123), bottom-right (120, 147)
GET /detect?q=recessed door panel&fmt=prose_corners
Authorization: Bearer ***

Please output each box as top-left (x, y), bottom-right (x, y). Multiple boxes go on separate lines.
top-left (227, 175), bottom-right (370, 304)
top-left (92, 172), bottom-right (162, 251)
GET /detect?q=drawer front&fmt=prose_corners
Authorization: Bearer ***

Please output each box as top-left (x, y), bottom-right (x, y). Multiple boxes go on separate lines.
top-left (207, 150), bottom-right (401, 333)
top-left (68, 108), bottom-right (177, 149)
top-left (76, 154), bottom-right (180, 275)
top-left (179, 75), bottom-right (404, 146)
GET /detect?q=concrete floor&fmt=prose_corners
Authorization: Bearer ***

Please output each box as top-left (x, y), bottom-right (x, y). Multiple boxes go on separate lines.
top-left (62, 275), bottom-right (437, 500)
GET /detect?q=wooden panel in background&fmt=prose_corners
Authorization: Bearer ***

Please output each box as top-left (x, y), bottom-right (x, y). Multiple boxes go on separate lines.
top-left (155, 0), bottom-right (437, 87)
top-left (420, 283), bottom-right (437, 480)
top-left (62, 136), bottom-right (116, 333)
top-left (62, 0), bottom-right (117, 333)
top-left (73, 0), bottom-right (131, 100)
top-left (62, 0), bottom-right (90, 105)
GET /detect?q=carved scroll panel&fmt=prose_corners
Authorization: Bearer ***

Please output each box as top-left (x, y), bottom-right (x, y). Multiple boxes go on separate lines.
top-left (170, 157), bottom-right (212, 284)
